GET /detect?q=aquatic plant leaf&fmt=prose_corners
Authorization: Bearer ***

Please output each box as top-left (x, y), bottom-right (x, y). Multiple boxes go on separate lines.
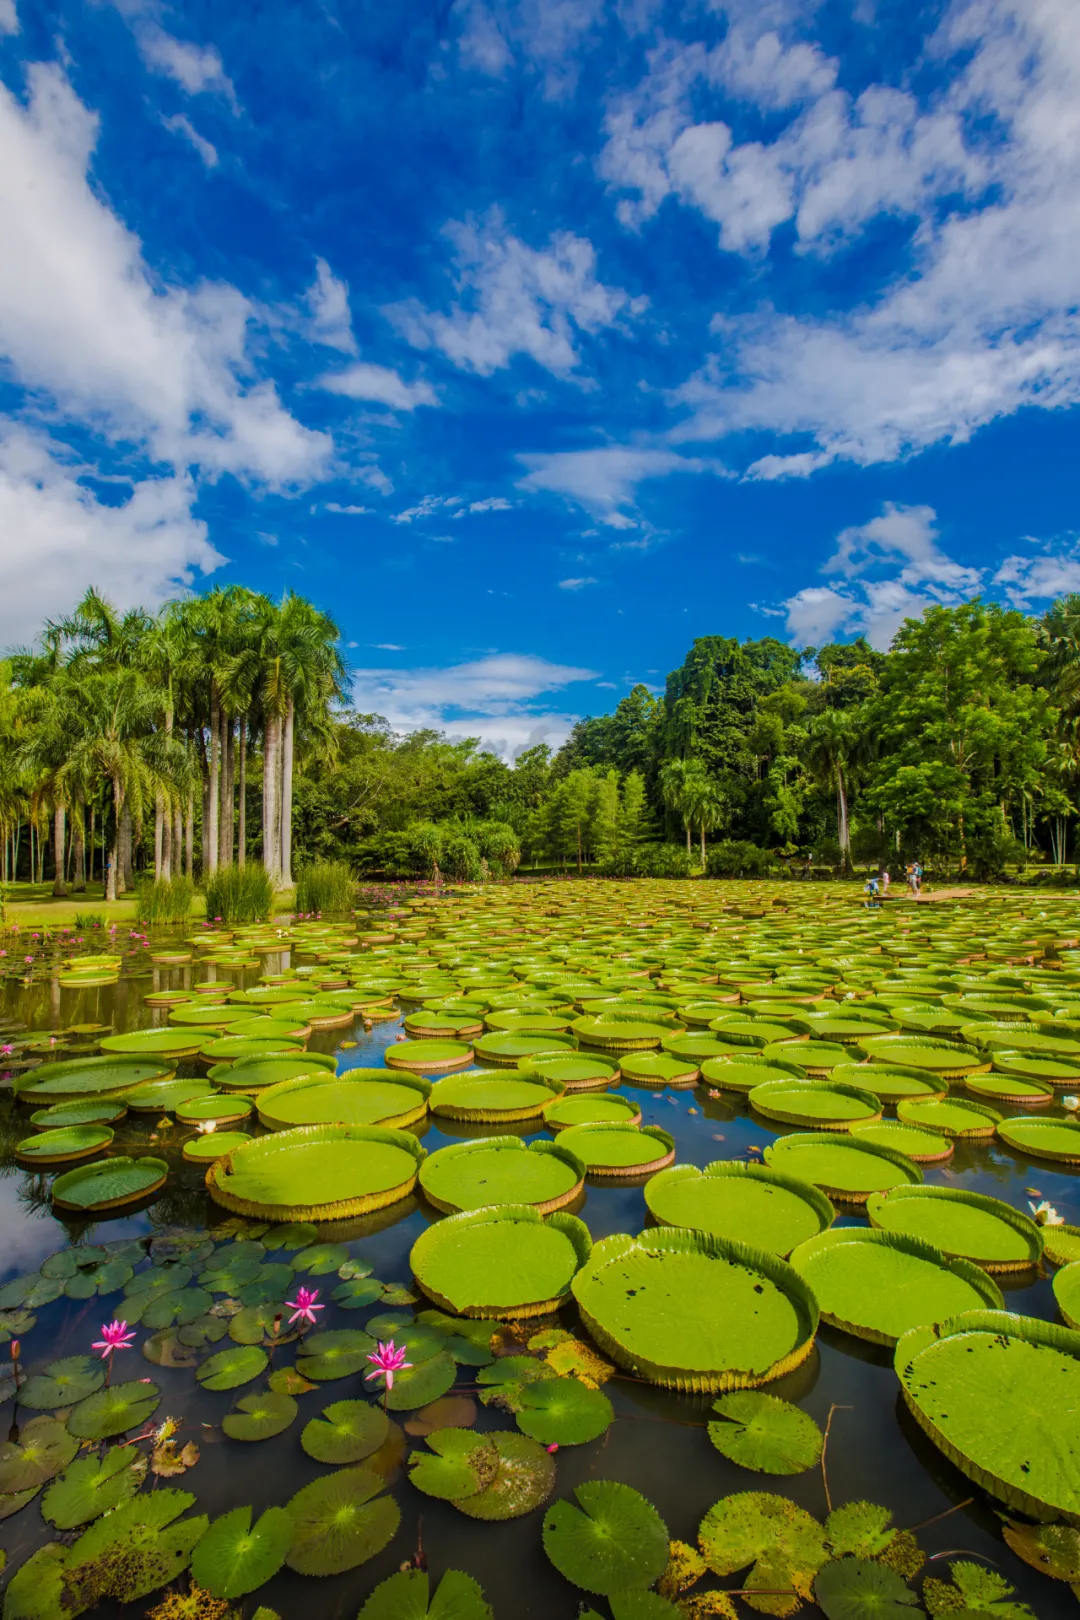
top-left (356, 1567), bottom-right (493, 1620)
top-left (300, 1398), bottom-right (389, 1463)
top-left (454, 1430), bottom-right (556, 1520)
top-left (609, 1594), bottom-right (685, 1620)
top-left (1053, 1261), bottom-right (1080, 1328)
top-left (644, 1163), bottom-right (833, 1257)
top-left (542, 1479), bottom-right (669, 1594)
top-left (285, 1464), bottom-right (400, 1575)
top-left (923, 1559), bottom-right (1035, 1617)
top-left (221, 1389), bottom-right (298, 1441)
top-left (66, 1486), bottom-right (208, 1607)
top-left (51, 1155), bottom-right (169, 1211)
top-left (657, 1539), bottom-right (708, 1597)
top-left (296, 1327), bottom-right (375, 1380)
top-left (332, 1276), bottom-right (384, 1309)
top-left (0, 1308), bottom-right (34, 1345)
top-left (41, 1446), bottom-right (143, 1528)
top-left (408, 1428), bottom-right (500, 1500)
top-left (824, 1502), bottom-right (897, 1560)
top-left (18, 1355), bottom-right (105, 1409)
top-left (127, 1263), bottom-right (193, 1298)
top-left (707, 1392), bottom-right (822, 1474)
top-left (996, 1117), bottom-right (1080, 1164)
top-left (227, 1303), bottom-right (283, 1344)
top-left (142, 1287), bottom-right (215, 1329)
top-left (207, 1123), bottom-right (423, 1222)
top-left (411, 1206), bottom-right (590, 1318)
top-left (867, 1187), bottom-right (1042, 1271)
top-left (289, 1241), bottom-right (350, 1274)
top-left (384, 1348), bottom-right (457, 1410)
top-left (542, 1337), bottom-right (615, 1387)
top-left (513, 1375), bottom-right (613, 1445)
top-left (404, 1394), bottom-right (478, 1436)
top-left (190, 1505), bottom-right (293, 1598)
top-left (150, 1438), bottom-right (199, 1477)
top-left (142, 1329), bottom-right (199, 1366)
top-left (419, 1137), bottom-right (583, 1213)
top-left (268, 1365), bottom-right (315, 1395)
top-left (0, 1484), bottom-right (42, 1522)
top-left (677, 1593), bottom-right (739, 1620)
top-left (698, 1491), bottom-right (827, 1618)
top-left (763, 1134), bottom-right (921, 1204)
top-left (0, 1416), bottom-right (77, 1491)
top-left (1, 1544), bottom-right (73, 1620)
top-left (195, 1345), bottom-right (267, 1391)
top-left (555, 1122), bottom-right (674, 1175)
top-left (813, 1558), bottom-right (920, 1619)
top-left (267, 1220), bottom-right (319, 1249)
top-left (1002, 1519), bottom-right (1080, 1582)
top-left (67, 1379), bottom-right (161, 1438)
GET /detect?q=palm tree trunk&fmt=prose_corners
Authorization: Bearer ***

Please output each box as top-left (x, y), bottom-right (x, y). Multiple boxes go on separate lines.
top-left (185, 795), bottom-right (194, 878)
top-left (154, 799), bottom-right (164, 881)
top-left (279, 700), bottom-right (295, 888)
top-left (262, 714), bottom-right (281, 881)
top-left (206, 691), bottom-right (221, 876)
top-left (161, 800), bottom-right (172, 880)
top-left (173, 805), bottom-right (183, 879)
top-left (684, 816), bottom-right (691, 857)
top-left (72, 805), bottom-right (86, 892)
top-left (106, 782), bottom-right (121, 902)
top-left (836, 761), bottom-right (851, 875)
top-left (118, 807), bottom-right (133, 893)
top-left (700, 821), bottom-right (706, 867)
top-left (52, 805), bottom-right (67, 896)
top-left (237, 719), bottom-right (247, 866)
top-left (87, 806), bottom-right (94, 885)
top-left (220, 719), bottom-right (235, 869)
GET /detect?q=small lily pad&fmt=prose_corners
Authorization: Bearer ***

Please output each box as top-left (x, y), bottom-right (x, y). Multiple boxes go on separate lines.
top-left (0, 1416), bottom-right (77, 1491)
top-left (357, 1568), bottom-right (494, 1620)
top-left (408, 1427), bottom-right (499, 1500)
top-left (707, 1392), bottom-right (823, 1474)
top-left (453, 1430), bottom-right (556, 1520)
top-left (513, 1376), bottom-right (614, 1446)
top-left (196, 1345), bottom-right (268, 1391)
top-left (41, 1446), bottom-right (143, 1529)
top-left (222, 1389), bottom-right (298, 1441)
top-left (543, 1480), bottom-right (669, 1595)
top-left (285, 1464), bottom-right (400, 1575)
top-left (814, 1557), bottom-right (920, 1619)
top-left (301, 1399), bottom-right (389, 1463)
top-left (190, 1504), bottom-right (294, 1599)
top-left (698, 1490), bottom-right (827, 1618)
top-left (18, 1355), bottom-right (105, 1410)
top-left (296, 1328), bottom-right (376, 1381)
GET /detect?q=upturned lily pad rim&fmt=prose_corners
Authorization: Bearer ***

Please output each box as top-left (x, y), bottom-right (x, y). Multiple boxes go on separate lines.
top-left (543, 1093), bottom-right (643, 1129)
top-left (895, 1308), bottom-right (1080, 1524)
top-left (553, 1122), bottom-right (676, 1178)
top-left (519, 1052), bottom-right (621, 1090)
top-left (182, 1131), bottom-right (253, 1162)
top-left (763, 1131), bottom-right (923, 1204)
top-left (385, 1038), bottom-right (476, 1072)
top-left (617, 1051), bottom-right (701, 1087)
top-left (99, 1028), bottom-right (207, 1058)
top-left (15, 1124), bottom-right (114, 1164)
top-left (51, 1155), bottom-right (169, 1211)
top-left (14, 1054), bottom-right (175, 1103)
top-left (428, 1070), bottom-right (566, 1122)
top-left (410, 1204), bottom-right (592, 1318)
top-left (895, 1096), bottom-right (1002, 1138)
top-left (208, 1051), bottom-right (337, 1090)
top-left (748, 1078), bottom-right (883, 1131)
top-left (994, 1115), bottom-right (1080, 1164)
top-left (206, 1122), bottom-right (425, 1222)
top-left (1052, 1262), bottom-right (1080, 1329)
top-left (866, 1184), bottom-right (1044, 1271)
top-left (418, 1135), bottom-right (585, 1214)
top-left (255, 1071), bottom-right (430, 1131)
top-left (698, 1053), bottom-right (807, 1092)
top-left (857, 1033), bottom-right (991, 1076)
top-left (644, 1160), bottom-right (835, 1254)
top-left (830, 1061), bottom-right (948, 1101)
top-left (571, 1016), bottom-right (674, 1051)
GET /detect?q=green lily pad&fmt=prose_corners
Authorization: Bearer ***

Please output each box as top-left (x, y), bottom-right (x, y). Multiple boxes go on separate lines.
top-left (411, 1205), bottom-right (591, 1318)
top-left (383, 1347), bottom-right (457, 1411)
top-left (18, 1355), bottom-right (105, 1409)
top-left (141, 1286), bottom-right (215, 1328)
top-left (301, 1399), bottom-right (389, 1463)
top-left (1002, 1518), bottom-right (1080, 1582)
top-left (184, 1130), bottom-right (253, 1161)
top-left (964, 1071), bottom-right (1055, 1105)
top-left (698, 1490), bottom-right (827, 1618)
top-left (100, 1027), bottom-right (206, 1058)
top-left (866, 1185), bottom-right (1043, 1270)
top-left (207, 1122), bottom-right (424, 1221)
top-left (787, 1229), bottom-right (1003, 1345)
top-left (554, 1123), bottom-right (675, 1176)
top-left (209, 1052), bottom-right (337, 1091)
top-left (15, 1054), bottom-right (173, 1103)
top-left (895, 1096), bottom-right (1001, 1137)
top-left (707, 1392), bottom-right (823, 1474)
top-left (814, 1557), bottom-right (920, 1619)
top-left (419, 1137), bottom-right (584, 1213)
top-left (428, 1072), bottom-right (562, 1121)
top-left (572, 1227), bottom-right (818, 1392)
top-left (196, 1345), bottom-right (268, 1390)
top-left (0, 1416), bottom-right (77, 1491)
top-left (849, 1121), bottom-right (955, 1162)
top-left (922, 1559), bottom-right (1035, 1618)
top-left (333, 1276), bottom-right (385, 1309)
top-left (996, 1115), bottom-right (1080, 1164)
top-left (357, 1568), bottom-right (494, 1620)
top-left (15, 1124), bottom-right (114, 1164)
top-left (190, 1504), bottom-right (294, 1599)
top-left (258, 1073), bottom-right (429, 1131)
top-left (544, 1092), bottom-right (642, 1128)
top-left (221, 1389), bottom-right (298, 1440)
top-left (543, 1480), bottom-right (669, 1594)
top-left (858, 1034), bottom-right (988, 1076)
top-left (453, 1430), bottom-right (556, 1519)
top-left (290, 1240), bottom-right (350, 1273)
top-left (296, 1327), bottom-right (376, 1380)
top-left (285, 1464), bottom-right (400, 1574)
top-left (644, 1162), bottom-right (834, 1256)
top-left (699, 1055), bottom-right (807, 1094)
top-left (1053, 1261), bottom-right (1080, 1328)
top-left (29, 1098), bottom-right (128, 1127)
top-left (763, 1134), bottom-right (922, 1204)
top-left (176, 1093), bottom-right (255, 1124)
top-left (41, 1445), bottom-right (143, 1528)
top-left (895, 1309), bottom-right (1080, 1522)
top-left (619, 1052), bottom-right (700, 1086)
top-left (64, 1485), bottom-right (208, 1605)
top-left (573, 1017), bottom-right (671, 1051)
top-left (51, 1155), bottom-right (168, 1211)
top-left (521, 1053), bottom-right (619, 1090)
top-left (749, 1078), bottom-right (881, 1130)
top-left (408, 1427), bottom-right (499, 1500)
top-left (386, 1038), bottom-right (474, 1070)
top-left (1045, 1224), bottom-right (1080, 1267)
top-left (513, 1375), bottom-right (613, 1445)
top-left (67, 1379), bottom-right (161, 1438)
top-left (831, 1062), bottom-right (946, 1102)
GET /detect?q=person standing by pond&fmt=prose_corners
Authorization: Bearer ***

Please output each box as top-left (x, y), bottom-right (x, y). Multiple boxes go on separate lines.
top-left (881, 868), bottom-right (891, 896)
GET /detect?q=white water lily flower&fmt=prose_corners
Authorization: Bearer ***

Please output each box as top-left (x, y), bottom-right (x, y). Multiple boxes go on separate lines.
top-left (1028, 1199), bottom-right (1064, 1225)
top-left (1062, 1095), bottom-right (1079, 1112)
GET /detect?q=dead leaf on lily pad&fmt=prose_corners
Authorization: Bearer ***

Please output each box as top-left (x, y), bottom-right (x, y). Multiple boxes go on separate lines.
top-left (658, 1538), bottom-right (708, 1597)
top-left (543, 1337), bottom-right (615, 1388)
top-left (151, 1439), bottom-right (200, 1477)
top-left (1003, 1519), bottom-right (1080, 1583)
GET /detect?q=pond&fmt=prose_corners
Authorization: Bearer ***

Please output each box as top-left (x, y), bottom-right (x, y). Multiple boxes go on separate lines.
top-left (0, 882), bottom-right (1078, 1619)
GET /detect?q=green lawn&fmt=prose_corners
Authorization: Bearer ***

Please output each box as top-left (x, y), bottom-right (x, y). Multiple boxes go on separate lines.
top-left (0, 881), bottom-right (297, 929)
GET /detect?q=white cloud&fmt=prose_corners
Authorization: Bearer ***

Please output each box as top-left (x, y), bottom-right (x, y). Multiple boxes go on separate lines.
top-left (454, 0), bottom-right (606, 98)
top-left (305, 259), bottom-right (356, 354)
top-left (371, 642), bottom-right (406, 651)
top-left (459, 496), bottom-right (513, 514)
top-left (744, 450), bottom-right (834, 479)
top-left (136, 25), bottom-right (240, 112)
top-left (387, 208), bottom-right (640, 378)
top-left (392, 494), bottom-right (464, 524)
top-left (517, 444), bottom-right (719, 525)
top-left (994, 549), bottom-right (1080, 605)
top-left (318, 361), bottom-right (437, 410)
top-left (326, 502), bottom-right (375, 515)
top-left (826, 502), bottom-right (982, 594)
top-left (351, 651), bottom-right (599, 759)
top-left (161, 113), bottom-right (218, 169)
top-left (0, 426), bottom-right (223, 651)
top-left (0, 0), bottom-right (18, 36)
top-left (0, 64), bottom-right (328, 488)
top-left (558, 575), bottom-right (598, 589)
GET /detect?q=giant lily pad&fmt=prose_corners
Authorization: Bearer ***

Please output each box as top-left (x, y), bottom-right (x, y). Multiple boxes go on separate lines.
top-left (858, 1034), bottom-right (988, 1076)
top-left (190, 1505), bottom-right (294, 1598)
top-left (124, 1078), bottom-right (218, 1113)
top-left (1053, 1262), bottom-right (1080, 1328)
top-left (419, 1137), bottom-right (584, 1213)
top-left (67, 1379), bottom-right (161, 1438)
top-left (995, 1115), bottom-right (1080, 1164)
top-left (207, 1122), bottom-right (424, 1221)
top-left (385, 1038), bottom-right (474, 1071)
top-left (849, 1121), bottom-right (955, 1163)
top-left (554, 1122), bottom-right (675, 1177)
top-left (257, 1071), bottom-right (429, 1130)
top-left (572, 1227), bottom-right (818, 1392)
top-left (428, 1072), bottom-right (562, 1122)
top-left (544, 1093), bottom-right (642, 1129)
top-left (699, 1054), bottom-right (806, 1093)
top-left (963, 1071), bottom-right (1055, 1106)
top-left (176, 1093), bottom-right (254, 1125)
top-left (15, 1124), bottom-right (113, 1165)
top-left (452, 1430), bottom-right (556, 1520)
top-left (866, 1185), bottom-right (1043, 1270)
top-left (644, 1162), bottom-right (834, 1257)
top-left (787, 1228), bottom-right (1003, 1345)
top-left (521, 1053), bottom-right (619, 1090)
top-left (748, 1078), bottom-right (882, 1131)
top-left (707, 1391), bottom-right (823, 1474)
top-left (209, 1052), bottom-right (337, 1091)
top-left (30, 1098), bottom-right (128, 1127)
top-left (895, 1096), bottom-right (1001, 1138)
top-left (618, 1052), bottom-right (700, 1087)
top-left (573, 1017), bottom-right (671, 1051)
top-left (183, 1130), bottom-right (253, 1162)
top-left (895, 1309), bottom-right (1080, 1522)
top-left (99, 1028), bottom-right (206, 1059)
top-left (285, 1464), bottom-right (400, 1574)
top-left (763, 1133), bottom-right (922, 1204)
top-left (543, 1480), bottom-right (669, 1595)
top-left (411, 1205), bottom-right (591, 1317)
top-left (15, 1054), bottom-right (173, 1103)
top-left (830, 1062), bottom-right (946, 1102)
top-left (51, 1155), bottom-right (168, 1211)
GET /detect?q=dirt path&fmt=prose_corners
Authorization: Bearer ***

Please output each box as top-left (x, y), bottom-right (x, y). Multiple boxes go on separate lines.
top-left (889, 887), bottom-right (978, 903)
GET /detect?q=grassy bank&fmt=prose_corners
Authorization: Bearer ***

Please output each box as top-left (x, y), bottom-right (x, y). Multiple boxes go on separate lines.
top-left (0, 881), bottom-right (298, 929)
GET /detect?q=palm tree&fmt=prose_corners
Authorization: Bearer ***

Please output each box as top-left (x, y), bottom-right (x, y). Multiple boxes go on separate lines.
top-left (803, 709), bottom-right (858, 873)
top-left (659, 759), bottom-right (695, 856)
top-left (684, 772), bottom-right (726, 867)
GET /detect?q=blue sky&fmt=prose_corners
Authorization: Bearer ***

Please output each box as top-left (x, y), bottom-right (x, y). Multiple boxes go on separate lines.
top-left (2, 0), bottom-right (1079, 755)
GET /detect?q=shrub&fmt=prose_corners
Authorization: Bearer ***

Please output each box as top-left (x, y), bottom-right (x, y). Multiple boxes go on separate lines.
top-left (474, 821), bottom-right (521, 877)
top-left (705, 840), bottom-right (778, 878)
top-left (636, 843), bottom-right (695, 879)
top-left (440, 830), bottom-right (483, 883)
top-left (295, 861), bottom-right (356, 915)
top-left (136, 875), bottom-right (195, 924)
top-left (204, 864), bottom-right (274, 925)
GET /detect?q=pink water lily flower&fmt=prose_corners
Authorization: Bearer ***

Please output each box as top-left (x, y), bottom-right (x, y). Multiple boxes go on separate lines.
top-left (92, 1320), bottom-right (136, 1359)
top-left (285, 1286), bottom-right (324, 1327)
top-left (365, 1339), bottom-right (411, 1392)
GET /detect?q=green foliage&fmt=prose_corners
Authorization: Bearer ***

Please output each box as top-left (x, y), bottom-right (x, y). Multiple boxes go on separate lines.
top-left (203, 864), bottom-right (274, 924)
top-left (706, 840), bottom-right (778, 877)
top-left (294, 860), bottom-right (355, 914)
top-left (136, 875), bottom-right (194, 923)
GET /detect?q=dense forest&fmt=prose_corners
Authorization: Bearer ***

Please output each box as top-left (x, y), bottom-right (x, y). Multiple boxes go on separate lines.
top-left (3, 586), bottom-right (1080, 893)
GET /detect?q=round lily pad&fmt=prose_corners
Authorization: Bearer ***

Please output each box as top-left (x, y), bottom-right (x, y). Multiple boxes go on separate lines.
top-left (995, 1116), bottom-right (1080, 1164)
top-left (207, 1122), bottom-right (424, 1221)
top-left (257, 1072), bottom-right (429, 1130)
top-left (453, 1430), bottom-right (556, 1520)
top-left (699, 1055), bottom-right (806, 1093)
top-left (428, 1072), bottom-right (561, 1122)
top-left (763, 1133), bottom-right (922, 1204)
top-left (191, 1504), bottom-right (294, 1598)
top-left (787, 1228), bottom-right (1003, 1345)
top-left (830, 1062), bottom-right (946, 1102)
top-left (201, 1035), bottom-right (305, 1063)
top-left (99, 1028), bottom-right (206, 1059)
top-left (41, 1446), bottom-right (142, 1528)
top-left (521, 1053), bottom-right (619, 1090)
top-left (285, 1464), bottom-right (400, 1574)
top-left (67, 1379), bottom-right (161, 1438)
top-left (1054, 1262), bottom-right (1080, 1329)
top-left (296, 1329), bottom-right (377, 1381)
top-left (895, 1096), bottom-right (1001, 1137)
top-left (407, 1427), bottom-right (499, 1500)
top-left (513, 1376), bottom-right (614, 1446)
top-left (707, 1391), bottom-right (823, 1474)
top-left (963, 1071), bottom-right (1055, 1106)
top-left (176, 1094), bottom-right (254, 1124)
top-left (644, 1162), bottom-right (834, 1256)
top-left (554, 1123), bottom-right (675, 1177)
top-left (385, 1038), bottom-right (473, 1071)
top-left (572, 1017), bottom-right (670, 1051)
top-left (544, 1093), bottom-right (642, 1129)
top-left (301, 1399), bottom-right (390, 1463)
top-left (748, 1079), bottom-right (882, 1131)
top-left (761, 1039), bottom-right (848, 1075)
top-left (866, 1185), bottom-right (1043, 1271)
top-left (30, 1099), bottom-right (128, 1127)
top-left (15, 1055), bottom-right (173, 1103)
top-left (849, 1121), bottom-right (955, 1163)
top-left (221, 1390), bottom-right (298, 1441)
top-left (419, 1137), bottom-right (584, 1213)
top-left (988, 1051), bottom-right (1080, 1085)
top-left (411, 1205), bottom-right (591, 1317)
top-left (196, 1345), bottom-right (268, 1390)
top-left (895, 1309), bottom-right (1080, 1522)
top-left (698, 1489), bottom-right (827, 1602)
top-left (618, 1052), bottom-right (700, 1087)
top-left (858, 1034), bottom-right (988, 1076)
top-left (0, 1416), bottom-right (78, 1491)
top-left (18, 1355), bottom-right (105, 1409)
top-left (572, 1227), bottom-right (818, 1392)
top-left (51, 1155), bottom-right (168, 1211)
top-left (209, 1052), bottom-right (337, 1091)
top-left (357, 1569), bottom-right (493, 1618)
top-left (543, 1480), bottom-right (669, 1595)
top-left (15, 1124), bottom-right (113, 1165)
top-left (183, 1130), bottom-right (253, 1162)
top-left (1046, 1225), bottom-right (1080, 1267)
top-left (814, 1558), bottom-right (920, 1619)
top-left (125, 1078), bottom-right (217, 1113)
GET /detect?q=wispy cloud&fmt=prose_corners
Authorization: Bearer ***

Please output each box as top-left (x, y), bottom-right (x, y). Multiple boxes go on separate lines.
top-left (161, 113), bottom-right (218, 168)
top-left (318, 361), bottom-right (437, 410)
top-left (558, 575), bottom-right (598, 590)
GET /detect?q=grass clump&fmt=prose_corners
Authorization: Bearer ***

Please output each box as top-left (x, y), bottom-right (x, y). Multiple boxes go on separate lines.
top-left (204, 864), bottom-right (274, 925)
top-left (136, 875), bottom-right (195, 924)
top-left (295, 861), bottom-right (356, 915)
top-left (73, 911), bottom-right (106, 930)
